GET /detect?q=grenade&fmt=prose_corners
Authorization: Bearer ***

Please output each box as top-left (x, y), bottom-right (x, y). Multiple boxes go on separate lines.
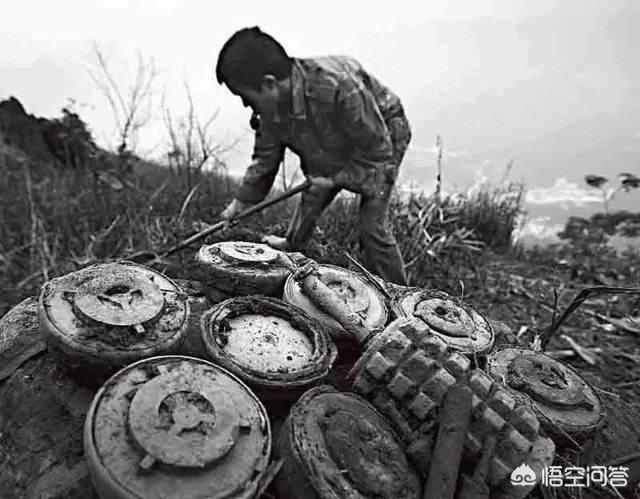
top-left (201, 296), bottom-right (336, 403)
top-left (84, 355), bottom-right (272, 499)
top-left (39, 261), bottom-right (190, 382)
top-left (274, 385), bottom-right (422, 499)
top-left (393, 288), bottom-right (494, 355)
top-left (486, 347), bottom-right (605, 435)
top-left (282, 264), bottom-right (389, 341)
top-left (348, 317), bottom-right (554, 495)
top-left (195, 241), bottom-right (291, 300)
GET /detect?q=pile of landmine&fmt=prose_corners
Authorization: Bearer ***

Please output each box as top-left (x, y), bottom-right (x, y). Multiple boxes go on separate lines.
top-left (0, 241), bottom-right (607, 498)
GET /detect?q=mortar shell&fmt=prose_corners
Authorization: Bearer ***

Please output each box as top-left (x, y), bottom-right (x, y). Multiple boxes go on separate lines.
top-left (83, 355), bottom-right (272, 499)
top-left (486, 347), bottom-right (606, 435)
top-left (39, 261), bottom-right (190, 382)
top-left (274, 385), bottom-right (422, 499)
top-left (200, 296), bottom-right (337, 403)
top-left (282, 263), bottom-right (389, 341)
top-left (195, 241), bottom-right (291, 297)
top-left (348, 317), bottom-right (554, 491)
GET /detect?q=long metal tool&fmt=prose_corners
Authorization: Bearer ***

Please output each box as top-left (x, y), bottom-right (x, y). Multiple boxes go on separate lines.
top-left (130, 180), bottom-right (311, 264)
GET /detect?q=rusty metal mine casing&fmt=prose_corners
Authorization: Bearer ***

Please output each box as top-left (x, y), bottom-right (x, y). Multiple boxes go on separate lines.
top-left (275, 385), bottom-right (422, 499)
top-left (195, 241), bottom-right (291, 300)
top-left (201, 296), bottom-right (337, 402)
top-left (39, 262), bottom-right (190, 378)
top-left (282, 263), bottom-right (389, 341)
top-left (83, 355), bottom-right (272, 499)
top-left (486, 347), bottom-right (606, 435)
top-left (348, 317), bottom-right (555, 497)
top-left (392, 288), bottom-right (495, 356)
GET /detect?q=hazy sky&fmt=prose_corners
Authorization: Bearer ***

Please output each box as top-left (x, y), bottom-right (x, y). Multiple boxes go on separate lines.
top-left (1, 0), bottom-right (638, 207)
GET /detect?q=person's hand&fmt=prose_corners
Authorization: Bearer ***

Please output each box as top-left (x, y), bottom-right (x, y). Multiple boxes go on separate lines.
top-left (261, 234), bottom-right (292, 251)
top-left (306, 175), bottom-right (335, 189)
top-left (220, 198), bottom-right (247, 221)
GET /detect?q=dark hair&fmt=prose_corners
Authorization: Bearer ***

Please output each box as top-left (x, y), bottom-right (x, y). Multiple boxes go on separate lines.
top-left (216, 27), bottom-right (292, 89)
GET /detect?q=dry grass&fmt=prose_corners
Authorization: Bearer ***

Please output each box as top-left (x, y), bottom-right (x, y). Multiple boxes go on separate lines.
top-left (0, 143), bottom-right (526, 315)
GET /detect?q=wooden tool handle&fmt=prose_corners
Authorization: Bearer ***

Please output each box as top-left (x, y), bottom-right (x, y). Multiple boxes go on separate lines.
top-left (423, 384), bottom-right (473, 499)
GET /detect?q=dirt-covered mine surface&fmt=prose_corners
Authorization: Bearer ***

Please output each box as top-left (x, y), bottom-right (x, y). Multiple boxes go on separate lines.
top-left (1, 246), bottom-right (640, 498)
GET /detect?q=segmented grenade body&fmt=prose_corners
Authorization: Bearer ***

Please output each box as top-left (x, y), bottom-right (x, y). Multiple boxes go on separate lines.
top-left (349, 318), bottom-right (554, 496)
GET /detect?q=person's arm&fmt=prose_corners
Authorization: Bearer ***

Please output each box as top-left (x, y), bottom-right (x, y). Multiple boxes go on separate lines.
top-left (235, 124), bottom-right (285, 205)
top-left (332, 78), bottom-right (395, 196)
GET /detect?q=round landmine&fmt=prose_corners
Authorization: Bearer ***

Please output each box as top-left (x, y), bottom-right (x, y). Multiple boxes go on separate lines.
top-left (84, 355), bottom-right (271, 499)
top-left (274, 385), bottom-right (422, 499)
top-left (201, 296), bottom-right (336, 402)
top-left (348, 317), bottom-right (554, 493)
top-left (282, 264), bottom-right (389, 341)
top-left (39, 261), bottom-right (189, 379)
top-left (486, 347), bottom-right (605, 435)
top-left (393, 288), bottom-right (494, 355)
top-left (195, 241), bottom-right (291, 297)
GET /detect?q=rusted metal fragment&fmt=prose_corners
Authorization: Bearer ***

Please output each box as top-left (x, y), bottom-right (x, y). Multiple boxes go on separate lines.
top-left (275, 386), bottom-right (422, 498)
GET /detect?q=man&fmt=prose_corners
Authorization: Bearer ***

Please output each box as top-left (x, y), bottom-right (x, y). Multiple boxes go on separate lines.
top-left (216, 27), bottom-right (411, 285)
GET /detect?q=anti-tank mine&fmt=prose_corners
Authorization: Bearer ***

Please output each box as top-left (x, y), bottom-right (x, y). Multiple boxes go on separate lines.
top-left (84, 355), bottom-right (272, 498)
top-left (392, 287), bottom-right (495, 356)
top-left (0, 242), bottom-right (622, 498)
top-left (39, 261), bottom-right (190, 383)
top-left (274, 385), bottom-right (422, 499)
top-left (200, 295), bottom-right (337, 404)
top-left (195, 241), bottom-right (292, 302)
top-left (487, 347), bottom-right (605, 435)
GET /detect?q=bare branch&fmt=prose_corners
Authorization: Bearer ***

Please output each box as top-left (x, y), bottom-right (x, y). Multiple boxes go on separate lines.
top-left (161, 81), bottom-right (239, 182)
top-left (89, 44), bottom-right (157, 155)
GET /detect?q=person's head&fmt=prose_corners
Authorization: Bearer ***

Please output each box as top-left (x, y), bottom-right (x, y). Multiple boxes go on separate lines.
top-left (216, 27), bottom-right (292, 121)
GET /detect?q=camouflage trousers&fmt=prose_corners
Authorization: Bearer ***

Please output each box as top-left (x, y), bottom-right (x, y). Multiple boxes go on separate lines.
top-left (286, 105), bottom-right (411, 285)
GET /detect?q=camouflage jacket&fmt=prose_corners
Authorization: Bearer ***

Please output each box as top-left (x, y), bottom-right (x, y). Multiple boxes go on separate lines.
top-left (235, 56), bottom-right (407, 204)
